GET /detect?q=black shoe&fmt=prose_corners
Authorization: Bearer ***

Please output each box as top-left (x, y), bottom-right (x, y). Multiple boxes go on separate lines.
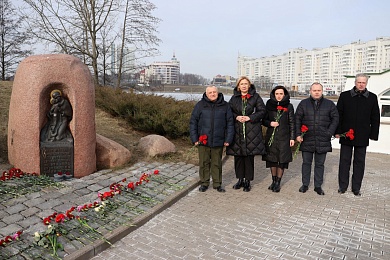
top-left (243, 180), bottom-right (251, 192)
top-left (214, 186), bottom-right (226, 193)
top-left (352, 190), bottom-right (361, 196)
top-left (233, 179), bottom-right (244, 189)
top-left (314, 187), bottom-right (325, 195)
top-left (272, 177), bottom-right (281, 193)
top-left (268, 176), bottom-right (276, 190)
top-left (299, 185), bottom-right (308, 193)
top-left (199, 185), bottom-right (208, 192)
top-left (338, 189), bottom-right (346, 194)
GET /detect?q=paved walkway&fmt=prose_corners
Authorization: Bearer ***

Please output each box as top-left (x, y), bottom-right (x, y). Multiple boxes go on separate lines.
top-left (91, 150), bottom-right (390, 260)
top-left (0, 162), bottom-right (200, 259)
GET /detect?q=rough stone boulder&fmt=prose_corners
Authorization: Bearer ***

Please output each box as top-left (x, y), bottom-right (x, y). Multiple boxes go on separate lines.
top-left (137, 135), bottom-right (176, 157)
top-left (96, 134), bottom-right (131, 169)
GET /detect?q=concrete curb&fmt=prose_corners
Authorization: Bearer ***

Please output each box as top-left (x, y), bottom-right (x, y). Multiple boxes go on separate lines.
top-left (64, 156), bottom-right (230, 260)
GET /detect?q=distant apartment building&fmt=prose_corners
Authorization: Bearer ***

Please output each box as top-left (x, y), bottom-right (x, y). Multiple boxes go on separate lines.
top-left (212, 75), bottom-right (236, 87)
top-left (142, 54), bottom-right (180, 85)
top-left (110, 45), bottom-right (136, 75)
top-left (238, 37), bottom-right (390, 94)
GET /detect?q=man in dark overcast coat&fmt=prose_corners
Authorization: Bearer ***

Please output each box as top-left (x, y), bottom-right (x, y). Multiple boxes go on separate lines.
top-left (336, 73), bottom-right (380, 196)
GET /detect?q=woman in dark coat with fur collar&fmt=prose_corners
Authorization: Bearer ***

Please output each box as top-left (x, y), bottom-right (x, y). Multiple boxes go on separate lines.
top-left (226, 76), bottom-right (266, 192)
top-left (262, 86), bottom-right (295, 192)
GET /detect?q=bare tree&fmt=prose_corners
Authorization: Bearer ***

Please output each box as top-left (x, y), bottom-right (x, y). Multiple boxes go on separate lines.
top-left (97, 16), bottom-right (118, 86)
top-left (180, 73), bottom-right (208, 85)
top-left (22, 0), bottom-right (161, 86)
top-left (115, 0), bottom-right (161, 88)
top-left (22, 0), bottom-right (119, 84)
top-left (0, 0), bottom-right (32, 80)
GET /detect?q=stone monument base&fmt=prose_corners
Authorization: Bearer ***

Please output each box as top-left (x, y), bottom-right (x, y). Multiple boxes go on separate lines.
top-left (40, 141), bottom-right (74, 177)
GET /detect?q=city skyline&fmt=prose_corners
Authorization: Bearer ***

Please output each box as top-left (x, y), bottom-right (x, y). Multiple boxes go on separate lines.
top-left (13, 0), bottom-right (390, 80)
top-left (147, 0), bottom-right (390, 79)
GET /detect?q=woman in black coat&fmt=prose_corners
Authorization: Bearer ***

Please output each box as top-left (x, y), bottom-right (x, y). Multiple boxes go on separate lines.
top-left (226, 76), bottom-right (266, 192)
top-left (262, 86), bottom-right (295, 192)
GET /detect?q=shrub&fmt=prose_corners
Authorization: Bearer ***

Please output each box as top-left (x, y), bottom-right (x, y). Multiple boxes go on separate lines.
top-left (95, 87), bottom-right (195, 139)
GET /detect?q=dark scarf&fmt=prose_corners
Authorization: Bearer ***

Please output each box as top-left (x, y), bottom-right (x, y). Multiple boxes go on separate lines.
top-left (266, 97), bottom-right (290, 111)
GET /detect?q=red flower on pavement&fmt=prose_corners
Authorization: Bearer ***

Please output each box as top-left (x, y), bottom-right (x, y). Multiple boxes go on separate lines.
top-left (127, 182), bottom-right (135, 190)
top-left (43, 217), bottom-right (51, 225)
top-left (153, 169), bottom-right (159, 175)
top-left (102, 191), bottom-right (114, 200)
top-left (12, 231), bottom-right (22, 240)
top-left (55, 213), bottom-right (66, 223)
top-left (66, 210), bottom-right (75, 219)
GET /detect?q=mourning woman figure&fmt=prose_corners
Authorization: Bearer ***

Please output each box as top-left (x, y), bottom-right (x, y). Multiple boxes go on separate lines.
top-left (40, 90), bottom-right (73, 142)
top-left (262, 86), bottom-right (295, 192)
top-left (226, 76), bottom-right (266, 192)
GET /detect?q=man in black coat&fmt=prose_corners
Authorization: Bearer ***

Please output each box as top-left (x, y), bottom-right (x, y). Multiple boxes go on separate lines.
top-left (190, 86), bottom-right (234, 193)
top-left (295, 82), bottom-right (339, 195)
top-left (335, 73), bottom-right (380, 196)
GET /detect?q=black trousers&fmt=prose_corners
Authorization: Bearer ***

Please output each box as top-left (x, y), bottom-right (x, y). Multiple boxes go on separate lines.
top-left (234, 155), bottom-right (255, 181)
top-left (301, 151), bottom-right (327, 187)
top-left (338, 144), bottom-right (367, 192)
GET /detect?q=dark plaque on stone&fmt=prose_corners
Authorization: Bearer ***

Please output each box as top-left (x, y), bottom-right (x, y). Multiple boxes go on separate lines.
top-left (40, 141), bottom-right (74, 177)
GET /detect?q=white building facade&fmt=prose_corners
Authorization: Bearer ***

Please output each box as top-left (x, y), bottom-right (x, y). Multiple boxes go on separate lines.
top-left (238, 37), bottom-right (390, 95)
top-left (110, 45), bottom-right (136, 75)
top-left (144, 54), bottom-right (180, 85)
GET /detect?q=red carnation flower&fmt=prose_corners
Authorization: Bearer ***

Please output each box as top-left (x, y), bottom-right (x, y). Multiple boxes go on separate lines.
top-left (127, 182), bottom-right (135, 190)
top-left (55, 213), bottom-right (66, 223)
top-left (43, 217), bottom-right (51, 225)
top-left (340, 128), bottom-right (355, 140)
top-left (198, 135), bottom-right (208, 145)
top-left (294, 125), bottom-right (309, 159)
top-left (241, 94), bottom-right (251, 99)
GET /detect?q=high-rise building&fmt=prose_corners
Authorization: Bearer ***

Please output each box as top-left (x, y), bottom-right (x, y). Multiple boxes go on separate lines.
top-left (110, 45), bottom-right (136, 75)
top-left (145, 53), bottom-right (180, 85)
top-left (238, 37), bottom-right (390, 94)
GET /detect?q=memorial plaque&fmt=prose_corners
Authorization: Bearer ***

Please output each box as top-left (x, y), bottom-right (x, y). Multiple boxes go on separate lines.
top-left (40, 141), bottom-right (74, 177)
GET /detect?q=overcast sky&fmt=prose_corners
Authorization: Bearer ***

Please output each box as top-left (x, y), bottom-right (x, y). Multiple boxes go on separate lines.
top-left (15, 0), bottom-right (390, 80)
top-left (147, 0), bottom-right (390, 79)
